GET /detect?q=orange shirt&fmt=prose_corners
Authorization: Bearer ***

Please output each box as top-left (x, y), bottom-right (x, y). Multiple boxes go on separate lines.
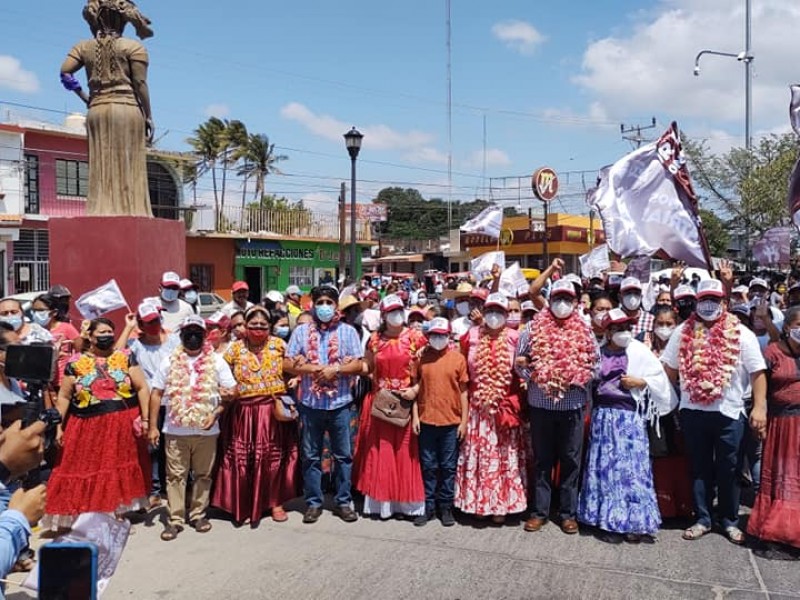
top-left (417, 348), bottom-right (468, 426)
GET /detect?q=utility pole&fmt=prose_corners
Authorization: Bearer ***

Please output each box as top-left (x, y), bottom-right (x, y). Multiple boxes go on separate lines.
top-left (620, 117), bottom-right (657, 149)
top-left (338, 182), bottom-right (346, 282)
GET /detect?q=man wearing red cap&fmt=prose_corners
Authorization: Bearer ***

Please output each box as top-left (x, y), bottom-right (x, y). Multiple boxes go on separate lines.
top-left (157, 271), bottom-right (194, 331)
top-left (223, 281), bottom-right (254, 316)
top-left (661, 278), bottom-right (767, 545)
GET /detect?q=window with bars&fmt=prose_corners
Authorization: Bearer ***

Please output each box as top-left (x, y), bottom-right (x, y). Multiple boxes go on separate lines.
top-left (55, 159), bottom-right (89, 197)
top-left (23, 154), bottom-right (39, 214)
top-left (189, 264), bottom-right (214, 291)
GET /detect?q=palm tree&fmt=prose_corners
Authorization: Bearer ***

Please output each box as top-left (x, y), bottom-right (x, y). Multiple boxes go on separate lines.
top-left (236, 133), bottom-right (288, 202)
top-left (219, 120), bottom-right (247, 219)
top-left (186, 117), bottom-right (225, 229)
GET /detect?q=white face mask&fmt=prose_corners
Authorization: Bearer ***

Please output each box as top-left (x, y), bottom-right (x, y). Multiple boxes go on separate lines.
top-left (456, 301), bottom-right (470, 316)
top-left (654, 325), bottom-right (675, 341)
top-left (429, 334), bottom-right (449, 351)
top-left (161, 288), bottom-right (179, 303)
top-left (789, 328), bottom-right (800, 344)
top-left (696, 299), bottom-right (723, 322)
top-left (622, 293), bottom-right (642, 311)
top-left (484, 311), bottom-right (506, 330)
top-left (550, 299), bottom-right (574, 320)
top-left (385, 310), bottom-right (405, 328)
top-left (418, 297), bottom-right (427, 306)
top-left (592, 310), bottom-right (609, 327)
top-left (611, 331), bottom-right (633, 348)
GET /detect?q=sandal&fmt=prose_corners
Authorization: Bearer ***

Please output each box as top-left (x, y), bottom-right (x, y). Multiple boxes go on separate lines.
top-left (624, 534), bottom-right (642, 544)
top-left (160, 523), bottom-right (183, 541)
top-left (682, 523), bottom-right (711, 541)
top-left (271, 506), bottom-right (288, 522)
top-left (192, 518), bottom-right (212, 533)
top-left (724, 526), bottom-right (745, 545)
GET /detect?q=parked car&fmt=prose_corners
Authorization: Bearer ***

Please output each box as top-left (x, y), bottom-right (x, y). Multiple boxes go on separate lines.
top-left (197, 292), bottom-right (226, 317)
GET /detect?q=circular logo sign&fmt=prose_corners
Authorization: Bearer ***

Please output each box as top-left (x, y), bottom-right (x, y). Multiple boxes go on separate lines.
top-left (532, 167), bottom-right (559, 203)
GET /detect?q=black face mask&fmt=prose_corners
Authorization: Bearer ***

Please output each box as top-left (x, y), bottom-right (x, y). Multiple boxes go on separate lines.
top-left (676, 300), bottom-right (696, 321)
top-left (181, 330), bottom-right (205, 351)
top-left (95, 334), bottom-right (115, 350)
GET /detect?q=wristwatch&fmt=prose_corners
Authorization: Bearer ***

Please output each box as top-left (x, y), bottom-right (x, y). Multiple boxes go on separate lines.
top-left (0, 461), bottom-right (12, 485)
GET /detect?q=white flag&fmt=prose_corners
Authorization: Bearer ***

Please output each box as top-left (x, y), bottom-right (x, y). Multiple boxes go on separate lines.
top-left (499, 262), bottom-right (529, 298)
top-left (460, 205), bottom-right (503, 239)
top-left (75, 279), bottom-right (129, 319)
top-left (470, 251), bottom-right (505, 283)
top-left (579, 244), bottom-right (611, 279)
top-left (587, 123), bottom-right (709, 269)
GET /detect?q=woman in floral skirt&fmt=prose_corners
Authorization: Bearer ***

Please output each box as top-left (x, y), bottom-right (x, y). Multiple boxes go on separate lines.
top-left (455, 293), bottom-right (527, 524)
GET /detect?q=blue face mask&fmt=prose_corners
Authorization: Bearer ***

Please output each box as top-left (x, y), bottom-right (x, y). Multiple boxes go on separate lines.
top-left (184, 290), bottom-right (198, 305)
top-left (32, 310), bottom-right (52, 327)
top-left (315, 304), bottom-right (336, 323)
top-left (0, 315), bottom-right (23, 331)
top-left (274, 326), bottom-right (290, 339)
top-left (161, 288), bottom-right (180, 302)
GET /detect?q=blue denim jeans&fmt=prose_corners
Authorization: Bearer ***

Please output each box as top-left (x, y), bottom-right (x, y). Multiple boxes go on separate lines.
top-left (680, 409), bottom-right (746, 529)
top-left (418, 424), bottom-right (459, 510)
top-left (299, 403), bottom-right (353, 508)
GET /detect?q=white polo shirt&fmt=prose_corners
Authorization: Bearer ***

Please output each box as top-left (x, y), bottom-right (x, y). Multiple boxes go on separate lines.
top-left (661, 320), bottom-right (766, 420)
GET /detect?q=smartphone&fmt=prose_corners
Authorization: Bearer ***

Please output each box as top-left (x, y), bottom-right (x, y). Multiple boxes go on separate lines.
top-left (39, 542), bottom-right (98, 600)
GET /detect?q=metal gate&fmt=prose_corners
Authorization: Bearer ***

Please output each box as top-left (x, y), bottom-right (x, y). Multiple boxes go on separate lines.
top-left (12, 229), bottom-right (50, 294)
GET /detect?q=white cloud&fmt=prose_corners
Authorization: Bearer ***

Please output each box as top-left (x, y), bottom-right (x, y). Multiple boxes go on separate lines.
top-left (572, 0), bottom-right (800, 142)
top-left (0, 55), bottom-right (38, 93)
top-left (403, 147), bottom-right (449, 165)
top-left (491, 20), bottom-right (546, 55)
top-left (203, 103), bottom-right (230, 118)
top-left (463, 148), bottom-right (512, 169)
top-left (280, 102), bottom-right (435, 151)
top-left (538, 102), bottom-right (613, 128)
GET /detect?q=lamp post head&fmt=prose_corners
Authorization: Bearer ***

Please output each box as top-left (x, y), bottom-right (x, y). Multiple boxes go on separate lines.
top-left (344, 126), bottom-right (363, 160)
top-left (693, 64), bottom-right (701, 76)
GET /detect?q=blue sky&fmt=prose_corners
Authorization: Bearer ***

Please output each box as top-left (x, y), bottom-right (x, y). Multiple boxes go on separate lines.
top-left (2, 0), bottom-right (798, 218)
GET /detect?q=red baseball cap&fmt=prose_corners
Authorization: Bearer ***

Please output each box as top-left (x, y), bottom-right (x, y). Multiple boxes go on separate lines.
top-left (231, 281), bottom-right (249, 293)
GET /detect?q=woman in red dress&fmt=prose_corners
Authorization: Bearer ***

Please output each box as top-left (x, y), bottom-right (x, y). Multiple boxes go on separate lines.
top-left (455, 293), bottom-right (527, 524)
top-left (353, 295), bottom-right (426, 519)
top-left (44, 318), bottom-right (150, 530)
top-left (748, 306), bottom-right (800, 558)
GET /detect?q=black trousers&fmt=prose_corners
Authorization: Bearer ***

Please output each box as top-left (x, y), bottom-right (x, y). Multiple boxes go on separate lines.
top-left (530, 407), bottom-right (585, 521)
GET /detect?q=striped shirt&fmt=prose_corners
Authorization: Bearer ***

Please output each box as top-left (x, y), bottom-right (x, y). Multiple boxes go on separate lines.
top-left (286, 322), bottom-right (364, 410)
top-left (632, 310), bottom-right (654, 340)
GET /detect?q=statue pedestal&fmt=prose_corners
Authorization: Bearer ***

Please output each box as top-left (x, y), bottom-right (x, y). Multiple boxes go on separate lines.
top-left (49, 216), bottom-right (187, 325)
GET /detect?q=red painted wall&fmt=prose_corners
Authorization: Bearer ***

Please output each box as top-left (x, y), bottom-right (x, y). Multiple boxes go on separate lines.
top-left (185, 236), bottom-right (236, 299)
top-left (24, 131), bottom-right (88, 217)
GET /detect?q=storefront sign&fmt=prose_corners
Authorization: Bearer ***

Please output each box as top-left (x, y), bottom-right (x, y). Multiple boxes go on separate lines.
top-left (462, 226), bottom-right (605, 248)
top-left (532, 167), bottom-right (559, 203)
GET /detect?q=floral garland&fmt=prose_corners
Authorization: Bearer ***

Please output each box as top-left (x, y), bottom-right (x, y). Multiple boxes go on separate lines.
top-left (165, 343), bottom-right (218, 428)
top-left (678, 311), bottom-right (740, 405)
top-left (472, 327), bottom-right (512, 413)
top-left (526, 309), bottom-right (596, 400)
top-left (307, 321), bottom-right (340, 397)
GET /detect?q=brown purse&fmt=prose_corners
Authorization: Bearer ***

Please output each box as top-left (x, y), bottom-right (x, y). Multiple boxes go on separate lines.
top-left (370, 389), bottom-right (412, 427)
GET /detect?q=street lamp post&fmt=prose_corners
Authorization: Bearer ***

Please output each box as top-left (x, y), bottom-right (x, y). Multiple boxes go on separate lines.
top-left (343, 127), bottom-right (363, 284)
top-left (693, 0), bottom-right (753, 266)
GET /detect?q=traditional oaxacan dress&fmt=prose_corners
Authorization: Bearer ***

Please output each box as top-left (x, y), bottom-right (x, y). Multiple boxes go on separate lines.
top-left (212, 337), bottom-right (300, 525)
top-left (44, 350), bottom-right (148, 529)
top-left (353, 328), bottom-right (426, 518)
top-left (748, 342), bottom-right (800, 550)
top-left (455, 326), bottom-right (527, 516)
top-left (577, 340), bottom-right (673, 536)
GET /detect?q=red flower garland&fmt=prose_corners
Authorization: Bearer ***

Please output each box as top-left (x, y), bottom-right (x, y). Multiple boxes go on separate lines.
top-left (526, 309), bottom-right (596, 400)
top-left (307, 321), bottom-right (340, 397)
top-left (472, 327), bottom-right (512, 413)
top-left (678, 312), bottom-right (740, 405)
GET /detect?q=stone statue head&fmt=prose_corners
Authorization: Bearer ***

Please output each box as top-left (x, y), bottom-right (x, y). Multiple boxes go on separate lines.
top-left (83, 0), bottom-right (153, 40)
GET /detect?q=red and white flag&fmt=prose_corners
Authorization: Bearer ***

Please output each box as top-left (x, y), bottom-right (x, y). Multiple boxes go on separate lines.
top-left (460, 205), bottom-right (503, 239)
top-left (75, 279), bottom-right (129, 319)
top-left (587, 122), bottom-right (711, 269)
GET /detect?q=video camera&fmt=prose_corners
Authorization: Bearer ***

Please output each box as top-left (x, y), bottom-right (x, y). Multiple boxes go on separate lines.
top-left (3, 343), bottom-right (62, 486)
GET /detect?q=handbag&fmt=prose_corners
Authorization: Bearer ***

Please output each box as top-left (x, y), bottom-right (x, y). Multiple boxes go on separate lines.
top-left (273, 395), bottom-right (298, 422)
top-left (370, 389), bottom-right (412, 427)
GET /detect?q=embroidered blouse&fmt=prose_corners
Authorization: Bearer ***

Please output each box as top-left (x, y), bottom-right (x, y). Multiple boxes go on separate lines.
top-left (64, 350), bottom-right (135, 409)
top-left (223, 338), bottom-right (287, 398)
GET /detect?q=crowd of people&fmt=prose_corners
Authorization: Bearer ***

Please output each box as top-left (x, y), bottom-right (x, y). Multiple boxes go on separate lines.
top-left (0, 257), bottom-right (798, 593)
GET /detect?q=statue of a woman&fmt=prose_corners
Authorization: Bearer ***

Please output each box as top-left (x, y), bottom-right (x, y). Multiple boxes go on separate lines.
top-left (60, 0), bottom-right (154, 216)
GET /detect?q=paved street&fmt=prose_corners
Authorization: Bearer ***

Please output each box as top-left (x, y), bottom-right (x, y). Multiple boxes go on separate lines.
top-left (6, 498), bottom-right (799, 600)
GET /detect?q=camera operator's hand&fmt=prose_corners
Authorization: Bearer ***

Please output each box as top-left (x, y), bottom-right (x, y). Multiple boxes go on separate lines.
top-left (8, 484), bottom-right (46, 526)
top-left (0, 420), bottom-right (46, 480)
top-left (148, 425), bottom-right (160, 448)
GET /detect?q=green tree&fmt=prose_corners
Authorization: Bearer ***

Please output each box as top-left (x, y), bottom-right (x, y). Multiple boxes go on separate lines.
top-left (245, 194), bottom-right (311, 234)
top-left (234, 134), bottom-right (288, 205)
top-left (686, 134), bottom-right (799, 242)
top-left (186, 117), bottom-right (225, 229)
top-left (219, 119), bottom-right (247, 215)
top-left (698, 208), bottom-right (730, 257)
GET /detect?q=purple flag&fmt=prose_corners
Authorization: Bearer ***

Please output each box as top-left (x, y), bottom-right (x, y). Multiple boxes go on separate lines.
top-left (752, 227), bottom-right (794, 267)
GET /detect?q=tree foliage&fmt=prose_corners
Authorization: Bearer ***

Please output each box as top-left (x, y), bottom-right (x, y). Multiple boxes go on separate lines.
top-left (685, 134), bottom-right (799, 239)
top-left (371, 187), bottom-right (497, 239)
top-left (698, 208), bottom-right (730, 257)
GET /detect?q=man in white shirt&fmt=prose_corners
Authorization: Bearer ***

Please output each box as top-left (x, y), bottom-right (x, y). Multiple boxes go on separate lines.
top-left (148, 315), bottom-right (236, 541)
top-left (661, 279), bottom-right (767, 545)
top-left (155, 271), bottom-right (194, 331)
top-left (222, 281), bottom-right (254, 316)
